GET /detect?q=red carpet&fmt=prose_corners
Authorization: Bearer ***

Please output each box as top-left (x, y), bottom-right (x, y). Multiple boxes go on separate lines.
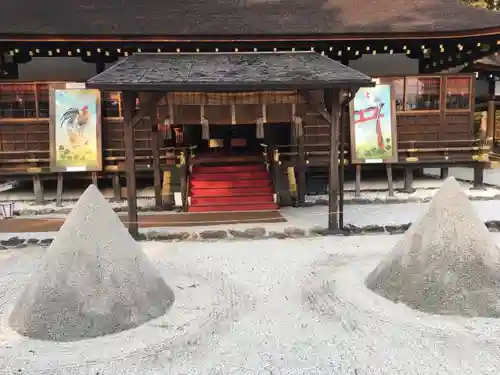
top-left (188, 162), bottom-right (279, 213)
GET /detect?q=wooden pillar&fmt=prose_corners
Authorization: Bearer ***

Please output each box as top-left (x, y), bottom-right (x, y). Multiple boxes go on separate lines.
top-left (487, 99), bottom-right (495, 146)
top-left (386, 164), bottom-right (394, 197)
top-left (328, 89), bottom-right (340, 230)
top-left (338, 100), bottom-right (347, 229)
top-left (473, 164), bottom-right (485, 188)
top-left (112, 174), bottom-right (121, 202)
top-left (91, 172), bottom-right (98, 186)
top-left (403, 167), bottom-right (414, 193)
top-left (265, 131), bottom-right (282, 205)
top-left (440, 167), bottom-right (449, 180)
top-left (296, 118), bottom-right (307, 205)
top-left (179, 151), bottom-right (189, 211)
top-left (96, 60), bottom-right (105, 74)
top-left (355, 164), bottom-right (361, 197)
top-left (122, 91), bottom-right (139, 238)
top-left (150, 120), bottom-right (163, 210)
top-left (32, 175), bottom-right (44, 205)
top-left (55, 173), bottom-right (64, 207)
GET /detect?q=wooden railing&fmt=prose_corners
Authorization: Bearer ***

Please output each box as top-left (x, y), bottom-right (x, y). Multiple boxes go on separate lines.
top-left (0, 147), bottom-right (187, 175)
top-left (272, 138), bottom-right (488, 166)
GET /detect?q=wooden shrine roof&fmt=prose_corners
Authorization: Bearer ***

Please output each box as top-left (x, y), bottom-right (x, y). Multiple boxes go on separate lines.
top-left (2, 0), bottom-right (500, 38)
top-left (86, 52), bottom-right (373, 91)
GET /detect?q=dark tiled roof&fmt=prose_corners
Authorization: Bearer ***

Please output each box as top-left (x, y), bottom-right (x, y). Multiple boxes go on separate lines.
top-left (2, 0), bottom-right (500, 37)
top-left (475, 55), bottom-right (500, 67)
top-left (86, 52), bottom-right (373, 91)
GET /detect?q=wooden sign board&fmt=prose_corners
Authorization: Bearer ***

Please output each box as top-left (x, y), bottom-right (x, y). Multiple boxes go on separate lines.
top-left (49, 83), bottom-right (103, 172)
top-left (349, 84), bottom-right (399, 164)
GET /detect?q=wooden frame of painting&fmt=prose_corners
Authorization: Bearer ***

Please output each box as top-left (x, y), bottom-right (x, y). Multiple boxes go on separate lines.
top-left (49, 82), bottom-right (103, 172)
top-left (349, 83), bottom-right (399, 164)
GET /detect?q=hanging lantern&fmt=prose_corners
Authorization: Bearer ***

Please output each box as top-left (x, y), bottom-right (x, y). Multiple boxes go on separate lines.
top-left (158, 118), bottom-right (171, 139)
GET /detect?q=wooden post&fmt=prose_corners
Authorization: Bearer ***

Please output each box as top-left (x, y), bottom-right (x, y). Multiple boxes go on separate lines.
top-left (96, 60), bottom-right (105, 74)
top-left (386, 164), bottom-right (394, 197)
top-left (56, 173), bottom-right (64, 207)
top-left (266, 133), bottom-right (282, 205)
top-left (328, 89), bottom-right (340, 230)
top-left (296, 118), bottom-right (307, 205)
top-left (32, 175), bottom-right (44, 205)
top-left (440, 167), bottom-right (449, 180)
top-left (403, 167), bottom-right (414, 193)
top-left (338, 101), bottom-right (347, 229)
top-left (179, 150), bottom-right (188, 211)
top-left (272, 150), bottom-right (281, 205)
top-left (355, 164), bottom-right (361, 197)
top-left (91, 172), bottom-right (98, 186)
top-left (487, 99), bottom-right (495, 146)
top-left (122, 91), bottom-right (139, 238)
top-left (112, 174), bottom-right (121, 202)
top-left (473, 164), bottom-right (485, 188)
top-left (151, 123), bottom-right (162, 210)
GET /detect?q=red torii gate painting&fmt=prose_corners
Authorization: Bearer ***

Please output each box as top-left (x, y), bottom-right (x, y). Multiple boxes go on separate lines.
top-left (353, 91), bottom-right (385, 152)
top-left (350, 84), bottom-right (397, 163)
top-left (353, 107), bottom-right (385, 151)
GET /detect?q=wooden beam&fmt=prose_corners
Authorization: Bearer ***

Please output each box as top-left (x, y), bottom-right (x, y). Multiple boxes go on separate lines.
top-left (301, 90), bottom-right (333, 125)
top-left (131, 93), bottom-right (164, 128)
top-left (123, 90), bottom-right (139, 238)
top-left (328, 89), bottom-right (341, 231)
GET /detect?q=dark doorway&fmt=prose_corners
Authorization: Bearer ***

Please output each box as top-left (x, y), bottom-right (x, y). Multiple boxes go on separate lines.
top-left (184, 124), bottom-right (262, 155)
top-left (183, 122), bottom-right (292, 156)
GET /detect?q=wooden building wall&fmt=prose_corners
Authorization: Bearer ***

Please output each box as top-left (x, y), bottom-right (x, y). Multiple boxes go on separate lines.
top-left (0, 74), bottom-right (477, 174)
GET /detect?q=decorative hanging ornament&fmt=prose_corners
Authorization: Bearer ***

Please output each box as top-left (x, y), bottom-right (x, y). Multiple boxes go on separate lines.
top-left (159, 118), bottom-right (171, 139)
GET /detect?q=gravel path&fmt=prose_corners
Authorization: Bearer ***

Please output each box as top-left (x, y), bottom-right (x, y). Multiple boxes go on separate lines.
top-left (281, 199), bottom-right (500, 228)
top-left (2, 236), bottom-right (500, 374)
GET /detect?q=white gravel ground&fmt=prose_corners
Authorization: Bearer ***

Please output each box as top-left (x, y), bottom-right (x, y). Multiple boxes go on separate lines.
top-left (424, 167), bottom-right (500, 186)
top-left (4, 177), bottom-right (500, 217)
top-left (2, 235), bottom-right (500, 374)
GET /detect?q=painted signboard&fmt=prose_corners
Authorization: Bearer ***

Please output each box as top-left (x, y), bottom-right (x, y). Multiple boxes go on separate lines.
top-left (49, 83), bottom-right (102, 172)
top-left (349, 84), bottom-right (398, 164)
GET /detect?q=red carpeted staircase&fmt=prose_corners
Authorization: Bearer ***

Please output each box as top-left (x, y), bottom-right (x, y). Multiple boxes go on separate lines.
top-left (188, 162), bottom-right (279, 212)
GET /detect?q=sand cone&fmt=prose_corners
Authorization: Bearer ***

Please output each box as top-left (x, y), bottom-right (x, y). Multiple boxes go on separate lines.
top-left (9, 185), bottom-right (174, 341)
top-left (365, 177), bottom-right (500, 318)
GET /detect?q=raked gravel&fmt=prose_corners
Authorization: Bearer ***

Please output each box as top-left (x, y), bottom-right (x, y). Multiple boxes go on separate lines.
top-left (2, 235), bottom-right (500, 374)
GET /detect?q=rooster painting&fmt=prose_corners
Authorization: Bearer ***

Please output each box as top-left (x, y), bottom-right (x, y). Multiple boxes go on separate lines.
top-left (54, 88), bottom-right (100, 169)
top-left (59, 105), bottom-right (91, 147)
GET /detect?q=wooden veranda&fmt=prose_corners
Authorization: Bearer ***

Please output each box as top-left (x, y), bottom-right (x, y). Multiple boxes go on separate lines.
top-left (86, 51), bottom-right (374, 238)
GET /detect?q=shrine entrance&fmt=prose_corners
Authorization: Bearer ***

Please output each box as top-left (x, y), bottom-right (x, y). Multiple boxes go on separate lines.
top-left (185, 124), bottom-right (261, 156)
top-left (86, 51), bottom-right (373, 237)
